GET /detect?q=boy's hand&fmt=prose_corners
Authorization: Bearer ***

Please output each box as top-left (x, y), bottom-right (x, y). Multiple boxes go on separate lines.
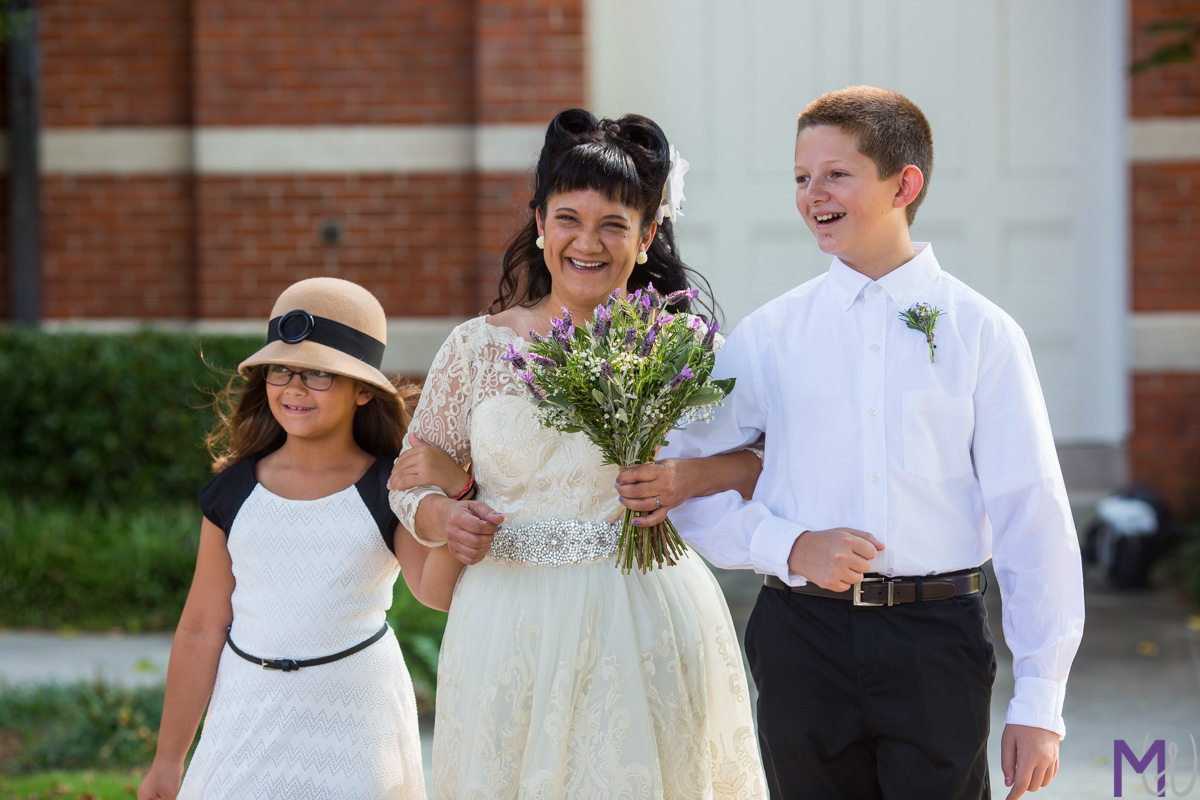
top-left (786, 527), bottom-right (884, 591)
top-left (1001, 724), bottom-right (1060, 799)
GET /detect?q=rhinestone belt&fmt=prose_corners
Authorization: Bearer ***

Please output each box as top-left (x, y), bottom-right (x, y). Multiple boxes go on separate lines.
top-left (489, 518), bottom-right (621, 567)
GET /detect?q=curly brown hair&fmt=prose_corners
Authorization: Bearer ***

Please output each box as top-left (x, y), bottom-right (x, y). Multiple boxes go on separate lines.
top-left (206, 367), bottom-right (421, 473)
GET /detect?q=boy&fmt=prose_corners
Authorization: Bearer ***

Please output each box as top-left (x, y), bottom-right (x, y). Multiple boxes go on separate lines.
top-left (661, 87), bottom-right (1085, 798)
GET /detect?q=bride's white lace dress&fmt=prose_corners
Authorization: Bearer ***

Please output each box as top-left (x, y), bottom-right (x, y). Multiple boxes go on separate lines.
top-left (392, 316), bottom-right (766, 800)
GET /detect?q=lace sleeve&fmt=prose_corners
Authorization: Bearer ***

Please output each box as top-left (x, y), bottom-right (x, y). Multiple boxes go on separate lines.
top-left (389, 321), bottom-right (476, 545)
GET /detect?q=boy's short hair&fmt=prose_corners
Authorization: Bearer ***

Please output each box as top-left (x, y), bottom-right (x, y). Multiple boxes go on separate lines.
top-left (797, 86), bottom-right (934, 226)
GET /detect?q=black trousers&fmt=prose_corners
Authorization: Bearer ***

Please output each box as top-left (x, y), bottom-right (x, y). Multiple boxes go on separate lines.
top-left (745, 584), bottom-right (997, 800)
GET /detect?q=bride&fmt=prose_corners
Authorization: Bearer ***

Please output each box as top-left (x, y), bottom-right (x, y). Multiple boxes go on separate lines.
top-left (390, 108), bottom-right (767, 799)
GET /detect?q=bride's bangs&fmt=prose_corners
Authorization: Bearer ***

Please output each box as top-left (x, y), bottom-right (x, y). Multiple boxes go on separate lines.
top-left (547, 143), bottom-right (645, 215)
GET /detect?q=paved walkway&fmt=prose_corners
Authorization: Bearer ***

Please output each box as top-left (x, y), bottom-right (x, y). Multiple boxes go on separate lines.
top-left (3, 560), bottom-right (1198, 798)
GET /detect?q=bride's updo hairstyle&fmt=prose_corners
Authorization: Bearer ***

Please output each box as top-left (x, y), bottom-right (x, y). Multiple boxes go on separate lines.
top-left (491, 108), bottom-right (715, 319)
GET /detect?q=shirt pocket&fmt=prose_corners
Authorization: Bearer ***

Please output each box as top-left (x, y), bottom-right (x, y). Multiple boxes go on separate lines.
top-left (901, 391), bottom-right (975, 483)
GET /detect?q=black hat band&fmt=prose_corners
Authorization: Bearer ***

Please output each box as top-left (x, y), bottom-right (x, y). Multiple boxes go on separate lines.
top-left (267, 309), bottom-right (385, 369)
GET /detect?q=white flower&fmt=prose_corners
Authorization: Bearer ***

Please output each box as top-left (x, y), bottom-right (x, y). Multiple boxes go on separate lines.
top-left (655, 145), bottom-right (689, 224)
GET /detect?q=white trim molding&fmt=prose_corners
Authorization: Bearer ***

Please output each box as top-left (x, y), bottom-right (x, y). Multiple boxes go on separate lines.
top-left (1131, 312), bottom-right (1200, 372)
top-left (43, 128), bottom-right (194, 174)
top-left (38, 316), bottom-right (463, 375)
top-left (0, 125), bottom-right (546, 176)
top-left (1129, 117), bottom-right (1200, 163)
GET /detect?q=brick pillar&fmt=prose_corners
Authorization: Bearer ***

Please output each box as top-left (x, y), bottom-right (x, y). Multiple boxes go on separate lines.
top-left (1128, 0), bottom-right (1200, 515)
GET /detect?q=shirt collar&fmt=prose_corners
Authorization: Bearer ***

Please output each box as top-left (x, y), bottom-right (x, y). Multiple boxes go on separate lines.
top-left (826, 243), bottom-right (941, 311)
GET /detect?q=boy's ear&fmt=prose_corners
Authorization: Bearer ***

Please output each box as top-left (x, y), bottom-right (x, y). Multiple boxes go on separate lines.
top-left (893, 165), bottom-right (924, 210)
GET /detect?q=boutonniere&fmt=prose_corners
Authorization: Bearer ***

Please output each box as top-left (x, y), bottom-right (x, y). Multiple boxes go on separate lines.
top-left (899, 302), bottom-right (944, 363)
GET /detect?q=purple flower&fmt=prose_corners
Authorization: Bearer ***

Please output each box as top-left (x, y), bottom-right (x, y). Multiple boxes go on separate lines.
top-left (600, 361), bottom-right (614, 381)
top-left (639, 327), bottom-right (657, 357)
top-left (702, 320), bottom-right (719, 348)
top-left (624, 326), bottom-right (637, 351)
top-left (529, 330), bottom-right (544, 343)
top-left (690, 317), bottom-right (703, 331)
top-left (560, 307), bottom-right (573, 331)
top-left (665, 288), bottom-right (700, 307)
top-left (518, 370), bottom-right (547, 401)
top-left (668, 365), bottom-right (695, 390)
top-left (647, 286), bottom-right (662, 310)
top-left (593, 305), bottom-right (612, 338)
top-left (500, 343), bottom-right (526, 371)
top-left (529, 353), bottom-right (558, 370)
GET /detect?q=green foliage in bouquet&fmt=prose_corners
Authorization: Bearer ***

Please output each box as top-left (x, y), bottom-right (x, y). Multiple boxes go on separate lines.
top-left (506, 286), bottom-right (734, 573)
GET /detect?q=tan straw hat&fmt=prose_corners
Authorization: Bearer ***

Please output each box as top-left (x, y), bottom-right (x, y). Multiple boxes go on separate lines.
top-left (238, 277), bottom-right (396, 395)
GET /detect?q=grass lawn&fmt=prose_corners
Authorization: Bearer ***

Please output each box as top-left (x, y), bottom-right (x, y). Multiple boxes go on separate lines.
top-left (0, 767), bottom-right (144, 799)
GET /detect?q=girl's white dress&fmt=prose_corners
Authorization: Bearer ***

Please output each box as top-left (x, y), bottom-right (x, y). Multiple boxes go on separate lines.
top-left (181, 455), bottom-right (425, 800)
top-left (393, 316), bottom-right (766, 800)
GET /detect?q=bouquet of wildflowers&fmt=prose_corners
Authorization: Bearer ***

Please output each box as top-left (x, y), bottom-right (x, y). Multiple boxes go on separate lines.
top-left (504, 285), bottom-right (734, 573)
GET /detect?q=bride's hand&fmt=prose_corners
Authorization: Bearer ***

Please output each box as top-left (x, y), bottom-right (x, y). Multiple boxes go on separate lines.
top-left (444, 500), bottom-right (504, 565)
top-left (615, 459), bottom-right (686, 526)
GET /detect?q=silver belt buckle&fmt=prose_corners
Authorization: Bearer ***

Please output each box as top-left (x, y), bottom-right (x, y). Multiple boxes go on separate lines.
top-left (852, 576), bottom-right (893, 607)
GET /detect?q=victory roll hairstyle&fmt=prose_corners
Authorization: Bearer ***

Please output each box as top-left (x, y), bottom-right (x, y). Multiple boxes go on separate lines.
top-left (797, 86), bottom-right (934, 226)
top-left (491, 108), bottom-right (716, 319)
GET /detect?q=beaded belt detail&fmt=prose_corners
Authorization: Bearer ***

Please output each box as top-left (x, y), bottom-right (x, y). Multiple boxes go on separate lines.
top-left (489, 519), bottom-right (621, 567)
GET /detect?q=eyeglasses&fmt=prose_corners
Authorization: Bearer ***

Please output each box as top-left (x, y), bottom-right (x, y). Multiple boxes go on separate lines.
top-left (262, 364), bottom-right (335, 391)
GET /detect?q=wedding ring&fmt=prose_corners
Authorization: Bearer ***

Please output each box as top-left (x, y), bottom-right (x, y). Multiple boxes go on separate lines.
top-left (654, 496), bottom-right (663, 509)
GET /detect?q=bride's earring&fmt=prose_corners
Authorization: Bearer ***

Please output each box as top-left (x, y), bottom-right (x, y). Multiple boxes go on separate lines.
top-left (636, 251), bottom-right (648, 265)
top-left (536, 236), bottom-right (545, 250)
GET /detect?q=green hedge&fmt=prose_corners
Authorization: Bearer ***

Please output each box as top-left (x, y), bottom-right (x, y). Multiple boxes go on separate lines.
top-left (0, 328), bottom-right (262, 507)
top-left (0, 497), bottom-right (199, 632)
top-left (0, 681), bottom-right (164, 775)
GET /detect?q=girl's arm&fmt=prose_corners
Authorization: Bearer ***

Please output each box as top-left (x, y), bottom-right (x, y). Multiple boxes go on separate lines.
top-left (138, 518), bottom-right (234, 800)
top-left (616, 449), bottom-right (764, 526)
top-left (394, 525), bottom-right (469, 612)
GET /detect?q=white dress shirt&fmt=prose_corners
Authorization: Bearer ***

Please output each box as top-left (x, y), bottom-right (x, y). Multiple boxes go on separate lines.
top-left (663, 243), bottom-right (1085, 736)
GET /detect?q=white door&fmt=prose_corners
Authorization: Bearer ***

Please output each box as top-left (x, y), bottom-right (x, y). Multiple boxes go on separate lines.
top-left (588, 0), bottom-right (1127, 444)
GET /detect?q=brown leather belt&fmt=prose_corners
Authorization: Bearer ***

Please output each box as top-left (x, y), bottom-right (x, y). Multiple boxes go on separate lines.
top-left (764, 568), bottom-right (983, 607)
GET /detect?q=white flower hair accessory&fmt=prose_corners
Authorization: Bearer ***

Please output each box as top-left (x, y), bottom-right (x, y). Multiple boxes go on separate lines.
top-left (655, 145), bottom-right (689, 224)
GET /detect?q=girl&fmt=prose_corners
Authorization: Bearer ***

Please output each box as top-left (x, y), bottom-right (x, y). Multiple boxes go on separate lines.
top-left (139, 277), bottom-right (471, 800)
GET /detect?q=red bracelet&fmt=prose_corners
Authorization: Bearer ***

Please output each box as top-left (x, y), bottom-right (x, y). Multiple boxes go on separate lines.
top-left (452, 475), bottom-right (475, 501)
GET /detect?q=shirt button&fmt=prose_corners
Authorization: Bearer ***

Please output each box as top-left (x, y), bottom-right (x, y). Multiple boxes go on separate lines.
top-left (872, 284), bottom-right (882, 294)
top-left (869, 407), bottom-right (878, 416)
top-left (870, 344), bottom-right (880, 353)
top-left (871, 474), bottom-right (880, 484)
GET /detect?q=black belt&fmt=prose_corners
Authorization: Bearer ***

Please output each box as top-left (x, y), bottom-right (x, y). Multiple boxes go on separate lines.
top-left (226, 623), bottom-right (390, 672)
top-left (764, 568), bottom-right (983, 607)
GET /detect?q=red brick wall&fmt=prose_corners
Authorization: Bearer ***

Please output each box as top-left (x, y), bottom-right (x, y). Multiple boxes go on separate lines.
top-left (1129, 0), bottom-right (1200, 118)
top-left (476, 0), bottom-right (586, 123)
top-left (8, 0), bottom-right (583, 324)
top-left (1130, 374), bottom-right (1200, 516)
top-left (41, 176), bottom-right (194, 317)
top-left (1127, 1), bottom-right (1200, 517)
top-left (1131, 162), bottom-right (1200, 312)
top-left (475, 172), bottom-right (536, 310)
top-left (195, 175), bottom-right (485, 319)
top-left (39, 0), bottom-right (193, 127)
top-left (192, 0), bottom-right (475, 126)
